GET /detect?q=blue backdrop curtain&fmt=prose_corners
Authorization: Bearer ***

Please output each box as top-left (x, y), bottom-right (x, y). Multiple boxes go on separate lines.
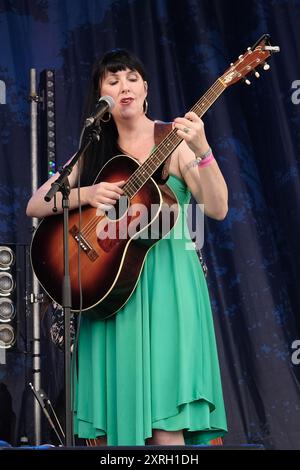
top-left (1, 0), bottom-right (300, 449)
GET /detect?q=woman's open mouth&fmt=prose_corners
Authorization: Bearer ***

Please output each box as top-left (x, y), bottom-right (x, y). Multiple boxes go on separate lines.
top-left (120, 97), bottom-right (134, 105)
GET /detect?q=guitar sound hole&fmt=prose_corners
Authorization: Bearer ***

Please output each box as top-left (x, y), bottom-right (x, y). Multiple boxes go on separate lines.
top-left (106, 195), bottom-right (130, 221)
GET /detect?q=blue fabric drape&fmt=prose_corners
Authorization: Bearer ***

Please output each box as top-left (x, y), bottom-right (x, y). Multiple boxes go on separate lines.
top-left (1, 0), bottom-right (300, 449)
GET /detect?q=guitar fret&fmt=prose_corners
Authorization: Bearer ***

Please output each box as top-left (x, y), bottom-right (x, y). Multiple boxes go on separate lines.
top-left (125, 188), bottom-right (133, 198)
top-left (138, 170), bottom-right (150, 182)
top-left (130, 179), bottom-right (140, 191)
top-left (192, 82), bottom-right (224, 117)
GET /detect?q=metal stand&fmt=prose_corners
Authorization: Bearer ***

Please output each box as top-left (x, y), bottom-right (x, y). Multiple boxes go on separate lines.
top-left (44, 124), bottom-right (102, 446)
top-left (29, 383), bottom-right (65, 446)
top-left (29, 68), bottom-right (42, 445)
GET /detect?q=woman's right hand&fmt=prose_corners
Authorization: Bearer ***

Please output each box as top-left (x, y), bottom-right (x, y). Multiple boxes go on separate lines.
top-left (85, 180), bottom-right (125, 211)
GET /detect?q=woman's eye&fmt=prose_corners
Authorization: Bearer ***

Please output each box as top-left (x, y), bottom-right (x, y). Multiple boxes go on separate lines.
top-left (109, 81), bottom-right (118, 85)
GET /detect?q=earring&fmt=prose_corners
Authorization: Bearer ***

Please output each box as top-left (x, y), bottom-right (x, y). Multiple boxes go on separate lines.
top-left (143, 99), bottom-right (148, 114)
top-left (101, 111), bottom-right (111, 122)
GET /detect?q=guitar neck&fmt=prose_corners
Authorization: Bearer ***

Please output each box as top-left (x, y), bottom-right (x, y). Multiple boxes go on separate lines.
top-left (125, 78), bottom-right (226, 197)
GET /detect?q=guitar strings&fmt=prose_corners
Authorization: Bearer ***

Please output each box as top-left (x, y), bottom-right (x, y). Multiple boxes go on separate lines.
top-left (80, 75), bottom-right (238, 240)
top-left (80, 80), bottom-right (229, 240)
top-left (80, 55), bottom-right (264, 241)
top-left (123, 52), bottom-right (265, 197)
top-left (80, 82), bottom-right (224, 240)
top-left (122, 80), bottom-right (224, 196)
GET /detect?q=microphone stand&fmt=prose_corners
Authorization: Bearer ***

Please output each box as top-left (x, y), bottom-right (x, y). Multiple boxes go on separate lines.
top-left (44, 123), bottom-right (102, 446)
top-left (29, 383), bottom-right (65, 446)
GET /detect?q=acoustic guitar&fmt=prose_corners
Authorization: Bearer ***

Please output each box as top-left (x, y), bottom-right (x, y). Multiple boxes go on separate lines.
top-left (30, 34), bottom-right (279, 319)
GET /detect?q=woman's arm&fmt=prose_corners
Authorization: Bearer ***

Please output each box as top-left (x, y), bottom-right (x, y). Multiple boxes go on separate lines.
top-left (26, 161), bottom-right (125, 218)
top-left (26, 162), bottom-right (84, 218)
top-left (174, 112), bottom-right (228, 220)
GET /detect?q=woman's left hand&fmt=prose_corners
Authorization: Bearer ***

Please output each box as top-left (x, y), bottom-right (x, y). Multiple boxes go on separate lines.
top-left (174, 112), bottom-right (210, 156)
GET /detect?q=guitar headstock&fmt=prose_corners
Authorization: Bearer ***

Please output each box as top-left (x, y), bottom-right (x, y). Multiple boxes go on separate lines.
top-left (220, 34), bottom-right (280, 87)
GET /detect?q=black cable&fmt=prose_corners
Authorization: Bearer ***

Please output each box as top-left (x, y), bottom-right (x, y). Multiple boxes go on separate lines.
top-left (69, 125), bottom-right (86, 446)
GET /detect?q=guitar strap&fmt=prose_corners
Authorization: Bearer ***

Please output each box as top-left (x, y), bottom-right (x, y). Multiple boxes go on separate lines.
top-left (153, 121), bottom-right (173, 184)
top-left (154, 121), bottom-right (208, 278)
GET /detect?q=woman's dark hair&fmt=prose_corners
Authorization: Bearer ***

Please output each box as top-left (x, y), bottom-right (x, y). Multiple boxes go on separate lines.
top-left (80, 49), bottom-right (147, 186)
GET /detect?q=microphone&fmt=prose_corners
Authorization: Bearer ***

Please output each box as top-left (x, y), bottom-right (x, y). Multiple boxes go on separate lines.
top-left (85, 95), bottom-right (115, 127)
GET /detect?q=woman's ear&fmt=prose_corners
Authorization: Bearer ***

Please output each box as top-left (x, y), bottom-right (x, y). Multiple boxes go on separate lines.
top-left (144, 81), bottom-right (148, 93)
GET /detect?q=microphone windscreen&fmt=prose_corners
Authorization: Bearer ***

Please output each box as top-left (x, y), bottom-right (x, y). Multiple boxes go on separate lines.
top-left (99, 95), bottom-right (115, 110)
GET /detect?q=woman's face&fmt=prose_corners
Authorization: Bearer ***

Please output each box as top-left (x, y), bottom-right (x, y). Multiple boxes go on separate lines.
top-left (100, 68), bottom-right (147, 121)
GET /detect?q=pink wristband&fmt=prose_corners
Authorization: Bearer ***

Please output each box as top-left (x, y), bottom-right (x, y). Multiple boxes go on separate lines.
top-left (198, 152), bottom-right (215, 168)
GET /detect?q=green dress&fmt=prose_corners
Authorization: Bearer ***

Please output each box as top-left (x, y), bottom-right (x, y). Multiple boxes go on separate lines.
top-left (73, 174), bottom-right (227, 445)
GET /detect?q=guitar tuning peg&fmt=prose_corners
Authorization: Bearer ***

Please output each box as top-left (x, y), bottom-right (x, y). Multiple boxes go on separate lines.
top-left (263, 63), bottom-right (270, 71)
top-left (244, 78), bottom-right (251, 85)
top-left (254, 71), bottom-right (260, 78)
top-left (238, 55), bottom-right (243, 59)
top-left (230, 63), bottom-right (234, 67)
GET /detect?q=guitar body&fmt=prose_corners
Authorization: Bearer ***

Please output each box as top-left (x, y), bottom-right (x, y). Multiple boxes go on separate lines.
top-left (30, 155), bottom-right (179, 319)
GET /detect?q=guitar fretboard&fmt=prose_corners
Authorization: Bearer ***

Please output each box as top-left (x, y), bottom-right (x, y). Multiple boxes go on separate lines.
top-left (124, 78), bottom-right (226, 198)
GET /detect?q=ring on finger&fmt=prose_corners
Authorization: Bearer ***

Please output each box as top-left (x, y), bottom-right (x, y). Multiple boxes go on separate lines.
top-left (183, 127), bottom-right (189, 134)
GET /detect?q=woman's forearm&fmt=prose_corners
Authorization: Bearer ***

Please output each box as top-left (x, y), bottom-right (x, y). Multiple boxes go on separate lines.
top-left (26, 186), bottom-right (89, 218)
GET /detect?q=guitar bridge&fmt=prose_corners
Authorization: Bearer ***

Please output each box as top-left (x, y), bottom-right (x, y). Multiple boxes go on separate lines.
top-left (69, 225), bottom-right (99, 261)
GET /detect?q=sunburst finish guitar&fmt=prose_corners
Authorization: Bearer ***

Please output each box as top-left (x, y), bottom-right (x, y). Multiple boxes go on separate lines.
top-left (30, 35), bottom-right (279, 319)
